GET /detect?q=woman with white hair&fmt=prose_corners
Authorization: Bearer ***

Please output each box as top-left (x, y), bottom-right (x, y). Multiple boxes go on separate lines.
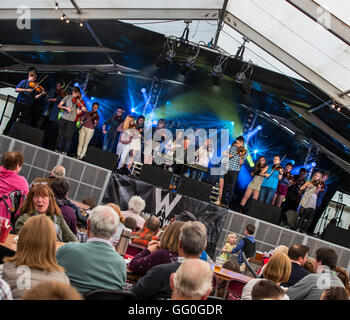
top-left (121, 195), bottom-right (146, 229)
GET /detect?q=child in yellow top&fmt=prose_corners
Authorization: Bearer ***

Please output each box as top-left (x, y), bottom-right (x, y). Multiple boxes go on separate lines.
top-left (220, 233), bottom-right (237, 261)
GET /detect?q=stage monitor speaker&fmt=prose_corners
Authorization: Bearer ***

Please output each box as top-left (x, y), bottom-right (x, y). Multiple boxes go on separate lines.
top-left (85, 146), bottom-right (119, 171)
top-left (10, 123), bottom-right (44, 146)
top-left (177, 176), bottom-right (212, 202)
top-left (285, 210), bottom-right (298, 228)
top-left (247, 199), bottom-right (282, 225)
top-left (322, 224), bottom-right (350, 249)
top-left (139, 164), bottom-right (173, 189)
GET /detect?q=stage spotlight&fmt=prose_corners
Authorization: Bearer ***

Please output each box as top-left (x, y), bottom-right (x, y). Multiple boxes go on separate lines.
top-left (155, 49), bottom-right (176, 68)
top-left (211, 65), bottom-right (223, 86)
top-left (153, 120), bottom-right (157, 125)
top-left (180, 56), bottom-right (196, 75)
top-left (231, 122), bottom-right (234, 126)
top-left (337, 107), bottom-right (341, 112)
top-left (74, 82), bottom-right (79, 87)
top-left (311, 162), bottom-right (316, 167)
top-left (257, 125), bottom-right (262, 130)
top-left (141, 88), bottom-right (146, 93)
top-left (131, 108), bottom-right (135, 113)
top-left (253, 149), bottom-right (259, 154)
top-left (91, 97), bottom-right (95, 100)
top-left (235, 60), bottom-right (253, 94)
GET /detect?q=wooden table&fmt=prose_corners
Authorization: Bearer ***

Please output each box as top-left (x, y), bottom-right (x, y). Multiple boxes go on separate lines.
top-left (0, 234), bottom-right (64, 254)
top-left (211, 264), bottom-right (252, 282)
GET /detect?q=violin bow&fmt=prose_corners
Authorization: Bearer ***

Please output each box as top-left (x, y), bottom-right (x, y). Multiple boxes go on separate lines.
top-left (267, 154), bottom-right (287, 179)
top-left (31, 74), bottom-right (48, 91)
top-left (62, 81), bottom-right (72, 93)
top-left (71, 91), bottom-right (87, 111)
top-left (79, 112), bottom-right (98, 126)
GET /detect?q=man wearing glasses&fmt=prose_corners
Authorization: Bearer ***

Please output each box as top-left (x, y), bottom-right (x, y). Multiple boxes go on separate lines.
top-left (102, 107), bottom-right (124, 153)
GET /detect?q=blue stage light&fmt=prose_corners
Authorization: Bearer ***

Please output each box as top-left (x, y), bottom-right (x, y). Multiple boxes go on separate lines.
top-left (253, 149), bottom-right (259, 154)
top-left (131, 108), bottom-right (135, 113)
top-left (141, 88), bottom-right (147, 93)
top-left (153, 120), bottom-right (157, 125)
top-left (257, 125), bottom-right (262, 130)
top-left (74, 82), bottom-right (79, 87)
top-left (311, 162), bottom-right (316, 167)
top-left (91, 97), bottom-right (95, 100)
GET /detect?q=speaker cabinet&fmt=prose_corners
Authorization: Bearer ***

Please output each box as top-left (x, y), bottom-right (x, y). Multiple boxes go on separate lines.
top-left (10, 123), bottom-right (44, 146)
top-left (322, 224), bottom-right (350, 249)
top-left (247, 199), bottom-right (282, 225)
top-left (178, 176), bottom-right (212, 202)
top-left (139, 164), bottom-right (173, 189)
top-left (85, 146), bottom-right (119, 171)
top-left (285, 210), bottom-right (298, 228)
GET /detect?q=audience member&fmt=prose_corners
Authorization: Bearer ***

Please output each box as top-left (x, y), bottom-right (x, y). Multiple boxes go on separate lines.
top-left (107, 203), bottom-right (125, 242)
top-left (124, 216), bottom-right (137, 231)
top-left (1, 215), bottom-right (69, 299)
top-left (133, 221), bottom-right (207, 300)
top-left (82, 197), bottom-right (96, 209)
top-left (0, 278), bottom-right (12, 300)
top-left (170, 259), bottom-right (213, 300)
top-left (251, 280), bottom-right (285, 300)
top-left (131, 215), bottom-right (161, 247)
top-left (258, 245), bottom-right (289, 275)
top-left (0, 151), bottom-right (29, 196)
top-left (231, 224), bottom-right (256, 265)
top-left (121, 195), bottom-right (146, 229)
top-left (50, 178), bottom-right (77, 235)
top-left (320, 287), bottom-right (349, 300)
top-left (288, 247), bottom-right (344, 300)
top-left (15, 184), bottom-right (77, 242)
top-left (220, 233), bottom-right (237, 261)
top-left (22, 281), bottom-right (83, 300)
top-left (303, 257), bottom-right (316, 273)
top-left (223, 260), bottom-right (241, 273)
top-left (51, 165), bottom-right (66, 178)
top-left (241, 253), bottom-right (291, 300)
top-left (128, 221), bottom-right (184, 275)
top-left (281, 244), bottom-right (309, 287)
top-left (56, 205), bottom-right (126, 296)
top-left (335, 266), bottom-right (349, 296)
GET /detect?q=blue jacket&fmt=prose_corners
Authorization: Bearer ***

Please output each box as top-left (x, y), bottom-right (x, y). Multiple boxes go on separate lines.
top-left (231, 235), bottom-right (255, 265)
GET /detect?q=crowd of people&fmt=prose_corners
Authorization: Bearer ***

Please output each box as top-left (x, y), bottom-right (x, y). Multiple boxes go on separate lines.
top-left (0, 150), bottom-right (348, 301)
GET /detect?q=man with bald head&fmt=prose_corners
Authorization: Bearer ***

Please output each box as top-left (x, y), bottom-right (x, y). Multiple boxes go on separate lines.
top-left (51, 165), bottom-right (66, 178)
top-left (56, 205), bottom-right (126, 296)
top-left (170, 259), bottom-right (213, 300)
top-left (131, 215), bottom-right (161, 247)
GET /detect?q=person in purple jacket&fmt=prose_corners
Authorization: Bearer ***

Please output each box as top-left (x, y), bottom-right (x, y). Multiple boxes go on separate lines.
top-left (50, 178), bottom-right (77, 235)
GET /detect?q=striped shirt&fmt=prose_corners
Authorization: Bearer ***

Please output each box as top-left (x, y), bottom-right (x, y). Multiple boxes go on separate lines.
top-left (227, 145), bottom-right (246, 171)
top-left (0, 278), bottom-right (12, 300)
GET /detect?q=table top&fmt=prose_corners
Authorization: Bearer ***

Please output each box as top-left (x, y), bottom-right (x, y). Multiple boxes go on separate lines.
top-left (212, 265), bottom-right (253, 283)
top-left (69, 199), bottom-right (91, 211)
top-left (0, 234), bottom-right (64, 253)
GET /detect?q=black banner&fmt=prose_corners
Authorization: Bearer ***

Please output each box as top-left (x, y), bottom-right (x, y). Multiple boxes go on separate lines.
top-left (102, 174), bottom-right (228, 257)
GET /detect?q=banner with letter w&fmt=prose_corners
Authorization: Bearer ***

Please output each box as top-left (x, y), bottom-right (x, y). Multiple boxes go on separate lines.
top-left (102, 173), bottom-right (228, 257)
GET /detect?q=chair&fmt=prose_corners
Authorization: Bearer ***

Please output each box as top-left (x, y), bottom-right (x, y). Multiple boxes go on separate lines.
top-left (223, 278), bottom-right (249, 300)
top-left (242, 252), bottom-right (259, 278)
top-left (125, 243), bottom-right (144, 257)
top-left (85, 289), bottom-right (135, 300)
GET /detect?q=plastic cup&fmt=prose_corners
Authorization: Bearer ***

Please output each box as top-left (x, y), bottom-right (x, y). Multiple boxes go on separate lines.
top-left (0, 217), bottom-right (11, 244)
top-left (214, 257), bottom-right (225, 272)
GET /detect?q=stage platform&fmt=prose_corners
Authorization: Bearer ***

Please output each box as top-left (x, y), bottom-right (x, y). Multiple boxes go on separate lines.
top-left (1, 134), bottom-right (350, 273)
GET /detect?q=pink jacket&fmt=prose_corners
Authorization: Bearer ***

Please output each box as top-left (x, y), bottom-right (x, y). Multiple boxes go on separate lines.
top-left (0, 166), bottom-right (29, 197)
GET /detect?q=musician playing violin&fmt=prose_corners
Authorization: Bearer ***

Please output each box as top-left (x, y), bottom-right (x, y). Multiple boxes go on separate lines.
top-left (258, 155), bottom-right (284, 204)
top-left (3, 67), bottom-right (44, 135)
top-left (76, 102), bottom-right (100, 160)
top-left (57, 87), bottom-right (86, 155)
top-left (272, 162), bottom-right (294, 207)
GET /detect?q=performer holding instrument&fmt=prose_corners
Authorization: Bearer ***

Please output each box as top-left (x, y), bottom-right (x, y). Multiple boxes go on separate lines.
top-left (57, 87), bottom-right (86, 155)
top-left (76, 102), bottom-right (100, 160)
top-left (272, 162), bottom-right (294, 207)
top-left (258, 155), bottom-right (284, 204)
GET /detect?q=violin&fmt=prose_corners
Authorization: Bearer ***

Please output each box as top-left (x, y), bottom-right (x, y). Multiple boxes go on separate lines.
top-left (313, 180), bottom-right (325, 189)
top-left (72, 96), bottom-right (86, 109)
top-left (284, 171), bottom-right (294, 184)
top-left (28, 81), bottom-right (47, 94)
top-left (237, 146), bottom-right (247, 157)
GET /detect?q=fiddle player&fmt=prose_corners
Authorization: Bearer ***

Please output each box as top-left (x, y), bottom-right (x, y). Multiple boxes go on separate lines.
top-left (294, 171), bottom-right (323, 233)
top-left (56, 87), bottom-right (86, 155)
top-left (258, 155), bottom-right (284, 204)
top-left (272, 162), bottom-right (294, 207)
top-left (3, 67), bottom-right (41, 135)
top-left (220, 136), bottom-right (247, 209)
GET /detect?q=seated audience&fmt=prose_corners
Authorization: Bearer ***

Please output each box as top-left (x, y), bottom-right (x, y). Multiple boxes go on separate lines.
top-left (107, 203), bottom-right (125, 242)
top-left (132, 221), bottom-right (207, 300)
top-left (170, 259), bottom-right (213, 300)
top-left (124, 216), bottom-right (137, 231)
top-left (251, 280), bottom-right (285, 300)
top-left (241, 253), bottom-right (291, 300)
top-left (231, 224), bottom-right (256, 266)
top-left (22, 281), bottom-right (83, 300)
top-left (128, 221), bottom-right (184, 275)
top-left (15, 184), bottom-right (77, 242)
top-left (223, 260), bottom-right (241, 273)
top-left (131, 215), bottom-right (161, 247)
top-left (258, 245), bottom-right (289, 275)
top-left (56, 205), bottom-right (126, 296)
top-left (281, 244), bottom-right (309, 287)
top-left (0, 151), bottom-right (29, 196)
top-left (121, 195), bottom-right (146, 229)
top-left (303, 257), bottom-right (316, 273)
top-left (320, 287), bottom-right (349, 300)
top-left (335, 266), bottom-right (350, 296)
top-left (0, 278), bottom-right (12, 300)
top-left (288, 247), bottom-right (344, 300)
top-left (50, 178), bottom-right (77, 235)
top-left (1, 215), bottom-right (69, 299)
